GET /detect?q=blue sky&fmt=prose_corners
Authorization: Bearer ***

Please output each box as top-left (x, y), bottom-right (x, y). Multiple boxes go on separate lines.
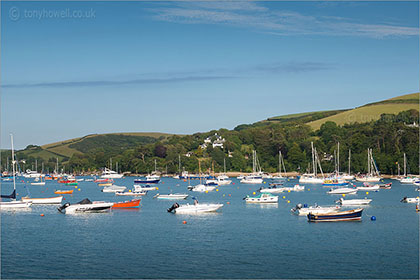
top-left (1, 1), bottom-right (419, 149)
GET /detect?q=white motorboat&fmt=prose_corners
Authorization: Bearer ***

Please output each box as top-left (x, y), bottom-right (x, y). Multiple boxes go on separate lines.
top-left (291, 204), bottom-right (341, 216)
top-left (206, 178), bottom-right (232, 185)
top-left (356, 183), bottom-right (380, 191)
top-left (102, 185), bottom-right (127, 193)
top-left (21, 196), bottom-right (63, 204)
top-left (337, 198), bottom-right (372, 205)
top-left (299, 175), bottom-right (324, 184)
top-left (240, 175), bottom-right (263, 184)
top-left (400, 177), bottom-right (417, 184)
top-left (259, 186), bottom-right (284, 193)
top-left (401, 196), bottom-right (419, 203)
top-left (244, 193), bottom-right (278, 203)
top-left (58, 198), bottom-right (114, 214)
top-left (0, 200), bottom-right (32, 209)
top-left (23, 169), bottom-right (42, 178)
top-left (154, 193), bottom-right (189, 200)
top-left (356, 176), bottom-right (382, 182)
top-left (0, 135), bottom-right (32, 209)
top-left (217, 174), bottom-right (229, 180)
top-left (134, 185), bottom-right (157, 191)
top-left (327, 188), bottom-right (357, 194)
top-left (115, 191), bottom-right (147, 196)
top-left (236, 175), bottom-right (245, 180)
top-left (31, 176), bottom-right (46, 186)
top-left (167, 202), bottom-right (223, 214)
top-left (189, 184), bottom-right (216, 192)
top-left (100, 167), bottom-right (123, 179)
top-left (260, 184), bottom-right (304, 193)
top-left (341, 174), bottom-right (355, 180)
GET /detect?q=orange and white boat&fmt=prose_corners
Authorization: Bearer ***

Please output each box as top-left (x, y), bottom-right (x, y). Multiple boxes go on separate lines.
top-left (98, 183), bottom-right (113, 187)
top-left (112, 199), bottom-right (141, 209)
top-left (54, 190), bottom-right (74, 194)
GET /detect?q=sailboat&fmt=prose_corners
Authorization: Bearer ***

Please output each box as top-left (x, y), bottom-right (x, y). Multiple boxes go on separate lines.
top-left (206, 158), bottom-right (232, 185)
top-left (240, 150), bottom-right (264, 184)
top-left (0, 134), bottom-right (32, 209)
top-left (323, 142), bottom-right (348, 186)
top-left (173, 155), bottom-right (181, 179)
top-left (299, 142), bottom-right (324, 183)
top-left (189, 161), bottom-right (216, 192)
top-left (356, 149), bottom-right (382, 182)
top-left (342, 149), bottom-right (355, 180)
top-left (400, 153), bottom-right (417, 184)
top-left (134, 159), bottom-right (161, 184)
top-left (272, 151), bottom-right (287, 181)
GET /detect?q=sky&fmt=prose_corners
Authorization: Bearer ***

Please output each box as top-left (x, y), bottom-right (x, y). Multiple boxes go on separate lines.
top-left (1, 1), bottom-right (419, 149)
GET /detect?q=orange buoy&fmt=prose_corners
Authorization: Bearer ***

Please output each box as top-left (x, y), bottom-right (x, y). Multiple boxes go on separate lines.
top-left (182, 221), bottom-right (187, 224)
top-left (227, 202), bottom-right (230, 204)
top-left (40, 214), bottom-right (45, 217)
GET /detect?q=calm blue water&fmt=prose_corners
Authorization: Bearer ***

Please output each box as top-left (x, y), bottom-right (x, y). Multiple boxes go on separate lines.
top-left (1, 177), bottom-right (419, 279)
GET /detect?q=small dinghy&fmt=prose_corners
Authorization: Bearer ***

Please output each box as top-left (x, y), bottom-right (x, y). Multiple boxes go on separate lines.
top-left (307, 208), bottom-right (363, 222)
top-left (378, 183), bottom-right (392, 189)
top-left (401, 196), bottom-right (419, 203)
top-left (244, 192), bottom-right (278, 203)
top-left (154, 193), bottom-right (189, 200)
top-left (188, 184), bottom-right (216, 192)
top-left (356, 183), bottom-right (380, 191)
top-left (327, 187), bottom-right (357, 194)
top-left (112, 199), bottom-right (141, 209)
top-left (291, 204), bottom-right (341, 216)
top-left (337, 197), bottom-right (372, 205)
top-left (102, 185), bottom-right (127, 193)
top-left (21, 196), bottom-right (63, 204)
top-left (167, 200), bottom-right (223, 214)
top-left (134, 185), bottom-right (157, 191)
top-left (115, 191), bottom-right (147, 196)
top-left (58, 198), bottom-right (114, 214)
top-left (259, 186), bottom-right (284, 193)
top-left (98, 183), bottom-right (113, 187)
top-left (54, 190), bottom-right (74, 194)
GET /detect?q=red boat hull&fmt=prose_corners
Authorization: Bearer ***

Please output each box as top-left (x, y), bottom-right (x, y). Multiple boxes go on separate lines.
top-left (112, 199), bottom-right (141, 209)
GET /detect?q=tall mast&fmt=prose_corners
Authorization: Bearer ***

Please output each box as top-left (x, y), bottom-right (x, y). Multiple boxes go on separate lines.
top-left (279, 151), bottom-right (281, 176)
top-left (116, 162), bottom-right (118, 174)
top-left (178, 155), bottom-right (181, 173)
top-left (337, 142), bottom-right (340, 175)
top-left (224, 158), bottom-right (226, 174)
top-left (348, 149), bottom-right (351, 175)
top-left (403, 153), bottom-right (406, 176)
top-left (35, 159), bottom-right (38, 173)
top-left (110, 158), bottom-right (112, 170)
top-left (311, 142), bottom-right (315, 175)
top-left (11, 134), bottom-right (16, 195)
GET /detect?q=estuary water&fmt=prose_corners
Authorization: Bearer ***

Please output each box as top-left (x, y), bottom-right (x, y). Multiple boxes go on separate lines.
top-left (1, 177), bottom-right (419, 279)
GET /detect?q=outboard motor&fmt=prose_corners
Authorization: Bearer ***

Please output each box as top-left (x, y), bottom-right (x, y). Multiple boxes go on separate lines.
top-left (167, 203), bottom-right (180, 213)
top-left (57, 202), bottom-right (70, 213)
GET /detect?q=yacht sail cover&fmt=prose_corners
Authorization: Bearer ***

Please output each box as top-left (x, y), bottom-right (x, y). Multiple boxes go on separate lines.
top-left (77, 198), bottom-right (92, 204)
top-left (1, 189), bottom-right (16, 199)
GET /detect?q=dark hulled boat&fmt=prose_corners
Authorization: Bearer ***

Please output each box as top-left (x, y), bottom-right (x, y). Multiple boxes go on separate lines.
top-left (307, 208), bottom-right (363, 222)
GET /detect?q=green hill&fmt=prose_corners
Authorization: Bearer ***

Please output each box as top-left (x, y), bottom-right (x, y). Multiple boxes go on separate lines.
top-left (18, 132), bottom-right (175, 161)
top-left (307, 92), bottom-right (419, 130)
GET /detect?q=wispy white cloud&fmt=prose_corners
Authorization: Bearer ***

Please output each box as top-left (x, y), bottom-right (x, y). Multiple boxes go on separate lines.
top-left (2, 61), bottom-right (333, 89)
top-left (150, 2), bottom-right (419, 38)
